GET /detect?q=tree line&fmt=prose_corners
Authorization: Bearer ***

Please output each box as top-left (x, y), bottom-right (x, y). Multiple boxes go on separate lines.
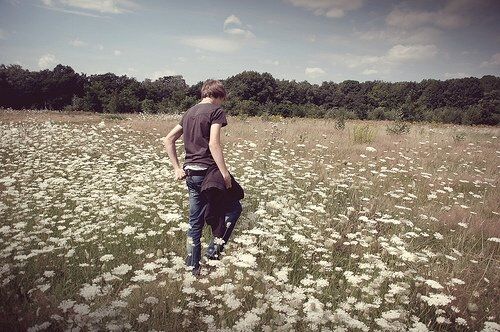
top-left (0, 63), bottom-right (499, 125)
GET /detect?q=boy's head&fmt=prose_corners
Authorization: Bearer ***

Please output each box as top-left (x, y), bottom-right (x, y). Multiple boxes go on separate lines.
top-left (201, 79), bottom-right (226, 101)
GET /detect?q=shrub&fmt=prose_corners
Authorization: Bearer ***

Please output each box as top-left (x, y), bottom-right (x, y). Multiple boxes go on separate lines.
top-left (235, 99), bottom-right (261, 116)
top-left (141, 99), bottom-right (156, 114)
top-left (260, 112), bottom-right (283, 123)
top-left (461, 105), bottom-right (484, 125)
top-left (324, 107), bottom-right (358, 120)
top-left (432, 107), bottom-right (463, 124)
top-left (62, 104), bottom-right (74, 112)
top-left (237, 113), bottom-right (249, 122)
top-left (308, 104), bottom-right (327, 118)
top-left (325, 107), bottom-right (354, 130)
top-left (386, 120), bottom-right (411, 135)
top-left (453, 132), bottom-right (466, 142)
top-left (352, 124), bottom-right (376, 143)
top-left (101, 113), bottom-right (126, 120)
top-left (367, 107), bottom-right (402, 121)
top-left (335, 116), bottom-right (345, 130)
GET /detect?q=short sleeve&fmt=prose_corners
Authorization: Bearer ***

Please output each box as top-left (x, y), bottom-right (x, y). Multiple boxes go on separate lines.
top-left (178, 112), bottom-right (185, 127)
top-left (210, 107), bottom-right (228, 127)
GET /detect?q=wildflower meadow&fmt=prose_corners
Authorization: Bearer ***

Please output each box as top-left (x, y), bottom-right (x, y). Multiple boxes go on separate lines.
top-left (0, 109), bottom-right (498, 332)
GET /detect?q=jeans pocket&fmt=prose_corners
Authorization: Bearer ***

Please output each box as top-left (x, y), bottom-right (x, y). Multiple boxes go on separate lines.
top-left (190, 175), bottom-right (205, 188)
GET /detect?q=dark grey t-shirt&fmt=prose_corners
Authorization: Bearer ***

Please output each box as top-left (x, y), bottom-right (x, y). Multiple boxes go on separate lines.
top-left (179, 103), bottom-right (228, 169)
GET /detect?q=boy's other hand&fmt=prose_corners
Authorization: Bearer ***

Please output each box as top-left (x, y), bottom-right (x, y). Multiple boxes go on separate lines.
top-left (222, 171), bottom-right (232, 189)
top-left (174, 168), bottom-right (186, 180)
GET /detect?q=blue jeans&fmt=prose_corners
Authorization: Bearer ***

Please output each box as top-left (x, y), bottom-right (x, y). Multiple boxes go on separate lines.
top-left (184, 174), bottom-right (242, 275)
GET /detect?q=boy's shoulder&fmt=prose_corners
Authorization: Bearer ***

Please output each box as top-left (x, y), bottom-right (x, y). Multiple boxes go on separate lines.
top-left (185, 103), bottom-right (222, 113)
top-left (187, 103), bottom-right (225, 117)
top-left (179, 103), bottom-right (226, 127)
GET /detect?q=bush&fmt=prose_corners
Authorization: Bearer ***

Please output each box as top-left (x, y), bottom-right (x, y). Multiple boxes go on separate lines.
top-left (156, 98), bottom-right (179, 114)
top-left (101, 113), bottom-right (127, 120)
top-left (367, 107), bottom-right (401, 121)
top-left (260, 112), bottom-right (283, 123)
top-left (141, 99), bottom-right (156, 114)
top-left (237, 113), bottom-right (249, 122)
top-left (386, 120), bottom-right (411, 135)
top-left (324, 107), bottom-right (358, 120)
top-left (335, 116), bottom-right (345, 130)
top-left (266, 102), bottom-right (309, 118)
top-left (461, 104), bottom-right (484, 125)
top-left (325, 107), bottom-right (357, 130)
top-left (308, 104), bottom-right (327, 118)
top-left (180, 96), bottom-right (197, 111)
top-left (235, 99), bottom-right (261, 116)
top-left (432, 107), bottom-right (463, 124)
top-left (453, 132), bottom-right (466, 142)
top-left (352, 124), bottom-right (376, 143)
top-left (62, 104), bottom-right (74, 112)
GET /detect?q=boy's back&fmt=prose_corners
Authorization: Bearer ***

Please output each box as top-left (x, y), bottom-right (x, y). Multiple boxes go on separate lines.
top-left (179, 103), bottom-right (227, 169)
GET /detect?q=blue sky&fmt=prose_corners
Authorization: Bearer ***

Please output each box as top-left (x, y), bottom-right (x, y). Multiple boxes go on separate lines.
top-left (0, 0), bottom-right (499, 85)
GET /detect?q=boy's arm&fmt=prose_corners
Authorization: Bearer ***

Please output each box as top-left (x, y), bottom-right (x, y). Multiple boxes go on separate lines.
top-left (208, 123), bottom-right (232, 189)
top-left (162, 124), bottom-right (186, 180)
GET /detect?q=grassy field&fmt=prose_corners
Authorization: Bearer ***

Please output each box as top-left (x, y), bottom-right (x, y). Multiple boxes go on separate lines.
top-left (0, 108), bottom-right (499, 331)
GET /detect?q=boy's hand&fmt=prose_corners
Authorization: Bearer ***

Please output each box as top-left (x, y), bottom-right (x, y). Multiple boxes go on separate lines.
top-left (174, 168), bottom-right (186, 180)
top-left (222, 171), bottom-right (232, 189)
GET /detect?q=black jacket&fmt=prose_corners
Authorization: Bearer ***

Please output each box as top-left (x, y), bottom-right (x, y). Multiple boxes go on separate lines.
top-left (200, 163), bottom-right (244, 238)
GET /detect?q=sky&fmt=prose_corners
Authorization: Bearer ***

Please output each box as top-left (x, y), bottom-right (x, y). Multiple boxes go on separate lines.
top-left (0, 0), bottom-right (499, 85)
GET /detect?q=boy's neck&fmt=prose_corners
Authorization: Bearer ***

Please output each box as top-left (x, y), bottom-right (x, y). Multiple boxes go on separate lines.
top-left (199, 97), bottom-right (213, 104)
top-left (199, 97), bottom-right (222, 106)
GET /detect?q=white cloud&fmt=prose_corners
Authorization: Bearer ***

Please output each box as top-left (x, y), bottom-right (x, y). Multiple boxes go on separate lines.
top-left (480, 53), bottom-right (500, 67)
top-left (122, 67), bottom-right (138, 78)
top-left (114, 50), bottom-right (122, 56)
top-left (284, 0), bottom-right (363, 18)
top-left (223, 14), bottom-right (255, 39)
top-left (65, 0), bottom-right (139, 13)
top-left (38, 0), bottom-right (139, 17)
top-left (69, 38), bottom-right (87, 47)
top-left (323, 53), bottom-right (382, 69)
top-left (38, 53), bottom-right (57, 69)
top-left (387, 8), bottom-right (435, 29)
top-left (354, 27), bottom-right (442, 44)
top-left (362, 69), bottom-right (378, 75)
top-left (386, 7), bottom-right (466, 29)
top-left (444, 72), bottom-right (469, 79)
top-left (180, 15), bottom-right (256, 54)
top-left (321, 44), bottom-right (438, 73)
top-left (223, 14), bottom-right (242, 29)
top-left (384, 0), bottom-right (490, 30)
top-left (96, 44), bottom-right (104, 51)
top-left (180, 36), bottom-right (241, 53)
top-left (387, 44), bottom-right (438, 61)
top-left (224, 27), bottom-right (255, 39)
top-left (305, 67), bottom-right (326, 78)
top-left (150, 67), bottom-right (176, 80)
top-left (260, 59), bottom-right (280, 66)
top-left (38, 4), bottom-right (106, 17)
top-left (43, 0), bottom-right (139, 14)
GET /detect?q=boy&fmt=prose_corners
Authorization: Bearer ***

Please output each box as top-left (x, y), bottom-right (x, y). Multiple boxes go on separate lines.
top-left (163, 79), bottom-right (243, 276)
